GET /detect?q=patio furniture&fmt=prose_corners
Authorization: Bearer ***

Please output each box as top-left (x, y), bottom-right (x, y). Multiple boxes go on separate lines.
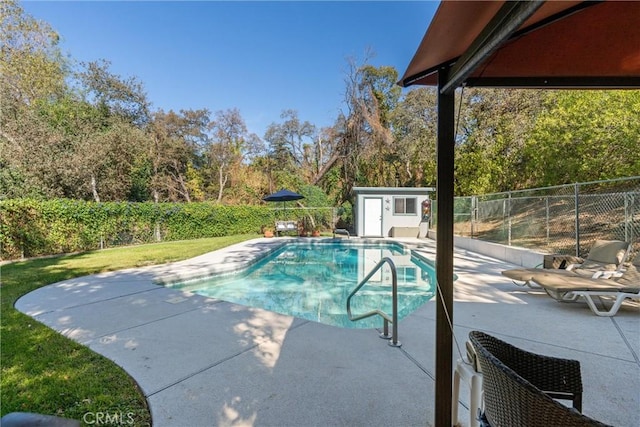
top-left (275, 220), bottom-right (298, 236)
top-left (502, 239), bottom-right (631, 288)
top-left (1, 412), bottom-right (80, 427)
top-left (530, 255), bottom-right (640, 317)
top-left (263, 189), bottom-right (305, 237)
top-left (452, 341), bottom-right (483, 427)
top-left (543, 253), bottom-right (584, 269)
top-left (389, 226), bottom-right (420, 238)
top-left (469, 331), bottom-right (611, 427)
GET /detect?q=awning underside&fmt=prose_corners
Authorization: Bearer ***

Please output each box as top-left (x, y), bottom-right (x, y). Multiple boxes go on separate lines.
top-left (400, 1), bottom-right (640, 88)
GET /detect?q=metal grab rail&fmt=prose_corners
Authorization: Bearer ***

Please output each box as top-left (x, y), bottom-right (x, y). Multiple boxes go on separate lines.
top-left (346, 257), bottom-right (401, 347)
top-left (333, 228), bottom-right (350, 238)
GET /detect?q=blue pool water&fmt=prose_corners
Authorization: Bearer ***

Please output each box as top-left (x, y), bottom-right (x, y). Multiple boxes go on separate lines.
top-left (169, 241), bottom-right (436, 328)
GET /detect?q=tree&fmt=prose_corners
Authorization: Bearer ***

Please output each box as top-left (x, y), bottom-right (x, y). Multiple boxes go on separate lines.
top-left (206, 108), bottom-right (259, 203)
top-left (76, 60), bottom-right (150, 127)
top-left (37, 94), bottom-right (112, 200)
top-left (18, 91), bottom-right (148, 202)
top-left (390, 87), bottom-right (438, 186)
top-left (1, 27), bottom-right (153, 202)
top-left (47, 61), bottom-right (152, 201)
top-left (0, 0), bottom-right (68, 198)
top-left (454, 88), bottom-right (545, 195)
top-left (310, 125), bottom-right (343, 186)
top-left (338, 57), bottom-right (402, 190)
top-left (0, 104), bottom-right (68, 199)
top-left (147, 109), bottom-right (210, 202)
top-left (263, 109), bottom-right (316, 189)
top-left (524, 90), bottom-right (640, 186)
top-left (0, 0), bottom-right (66, 107)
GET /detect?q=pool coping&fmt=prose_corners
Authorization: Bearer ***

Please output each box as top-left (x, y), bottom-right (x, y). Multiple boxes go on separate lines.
top-left (152, 237), bottom-right (289, 285)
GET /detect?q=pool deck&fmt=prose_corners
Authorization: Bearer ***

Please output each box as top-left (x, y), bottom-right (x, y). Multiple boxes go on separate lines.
top-left (16, 237), bottom-right (640, 427)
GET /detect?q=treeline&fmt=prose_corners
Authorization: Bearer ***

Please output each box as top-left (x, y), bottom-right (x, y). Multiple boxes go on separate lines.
top-left (2, 0), bottom-right (639, 209)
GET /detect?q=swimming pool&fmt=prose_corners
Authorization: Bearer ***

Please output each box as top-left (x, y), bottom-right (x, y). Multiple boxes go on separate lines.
top-left (168, 241), bottom-right (436, 328)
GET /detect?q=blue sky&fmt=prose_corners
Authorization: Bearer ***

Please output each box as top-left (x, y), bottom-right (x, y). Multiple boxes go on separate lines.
top-left (22, 1), bottom-right (438, 138)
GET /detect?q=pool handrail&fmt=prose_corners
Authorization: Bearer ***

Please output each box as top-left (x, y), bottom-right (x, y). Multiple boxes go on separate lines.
top-left (346, 257), bottom-right (401, 347)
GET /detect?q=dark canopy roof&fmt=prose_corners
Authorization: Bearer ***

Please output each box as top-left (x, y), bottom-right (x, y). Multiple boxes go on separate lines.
top-left (400, 0), bottom-right (640, 89)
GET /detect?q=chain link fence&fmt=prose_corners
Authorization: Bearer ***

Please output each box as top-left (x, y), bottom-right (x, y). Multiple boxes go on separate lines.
top-left (433, 177), bottom-right (639, 258)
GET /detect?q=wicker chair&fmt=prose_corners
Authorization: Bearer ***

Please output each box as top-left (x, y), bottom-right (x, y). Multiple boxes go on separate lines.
top-left (469, 331), bottom-right (612, 427)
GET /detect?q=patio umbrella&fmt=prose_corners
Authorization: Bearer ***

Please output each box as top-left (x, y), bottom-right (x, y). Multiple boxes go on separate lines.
top-left (262, 189), bottom-right (305, 216)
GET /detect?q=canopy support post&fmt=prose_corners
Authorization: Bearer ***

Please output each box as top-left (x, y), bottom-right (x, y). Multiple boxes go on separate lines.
top-left (434, 65), bottom-right (455, 427)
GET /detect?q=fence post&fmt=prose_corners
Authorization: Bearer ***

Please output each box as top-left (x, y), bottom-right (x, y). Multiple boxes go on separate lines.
top-left (545, 196), bottom-right (550, 245)
top-left (154, 222), bottom-right (161, 242)
top-left (471, 196), bottom-right (476, 238)
top-left (333, 207), bottom-right (337, 231)
top-left (633, 193), bottom-right (637, 245)
top-left (507, 192), bottom-right (512, 246)
top-left (624, 193), bottom-right (633, 246)
top-left (574, 183), bottom-right (580, 256)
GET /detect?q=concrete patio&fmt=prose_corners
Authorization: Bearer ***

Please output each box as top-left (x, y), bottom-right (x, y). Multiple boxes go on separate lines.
top-left (16, 238), bottom-right (639, 426)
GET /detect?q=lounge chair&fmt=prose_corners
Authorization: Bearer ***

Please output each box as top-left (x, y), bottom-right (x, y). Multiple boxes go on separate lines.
top-left (530, 256), bottom-right (640, 317)
top-left (502, 239), bottom-right (631, 288)
top-left (468, 330), bottom-right (611, 427)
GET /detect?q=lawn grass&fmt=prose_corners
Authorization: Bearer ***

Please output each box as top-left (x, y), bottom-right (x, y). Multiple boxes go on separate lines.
top-left (0, 234), bottom-right (257, 424)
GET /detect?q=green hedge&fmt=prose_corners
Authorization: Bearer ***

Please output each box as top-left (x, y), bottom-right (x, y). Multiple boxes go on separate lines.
top-left (0, 199), bottom-right (281, 260)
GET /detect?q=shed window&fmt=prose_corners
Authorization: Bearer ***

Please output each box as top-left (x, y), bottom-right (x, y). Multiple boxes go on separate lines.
top-left (394, 197), bottom-right (417, 215)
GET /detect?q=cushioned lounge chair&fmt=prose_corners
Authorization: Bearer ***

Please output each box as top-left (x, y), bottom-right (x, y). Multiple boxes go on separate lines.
top-left (469, 331), bottom-right (611, 427)
top-left (530, 256), bottom-right (640, 317)
top-left (502, 240), bottom-right (631, 288)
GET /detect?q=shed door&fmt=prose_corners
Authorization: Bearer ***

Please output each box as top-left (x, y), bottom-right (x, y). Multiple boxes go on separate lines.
top-left (363, 197), bottom-right (383, 237)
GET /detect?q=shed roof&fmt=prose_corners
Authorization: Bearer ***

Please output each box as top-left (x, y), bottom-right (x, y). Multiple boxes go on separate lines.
top-left (352, 187), bottom-right (435, 195)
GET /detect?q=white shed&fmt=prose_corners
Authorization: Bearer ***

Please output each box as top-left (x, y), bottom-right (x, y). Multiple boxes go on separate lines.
top-left (353, 187), bottom-right (435, 238)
